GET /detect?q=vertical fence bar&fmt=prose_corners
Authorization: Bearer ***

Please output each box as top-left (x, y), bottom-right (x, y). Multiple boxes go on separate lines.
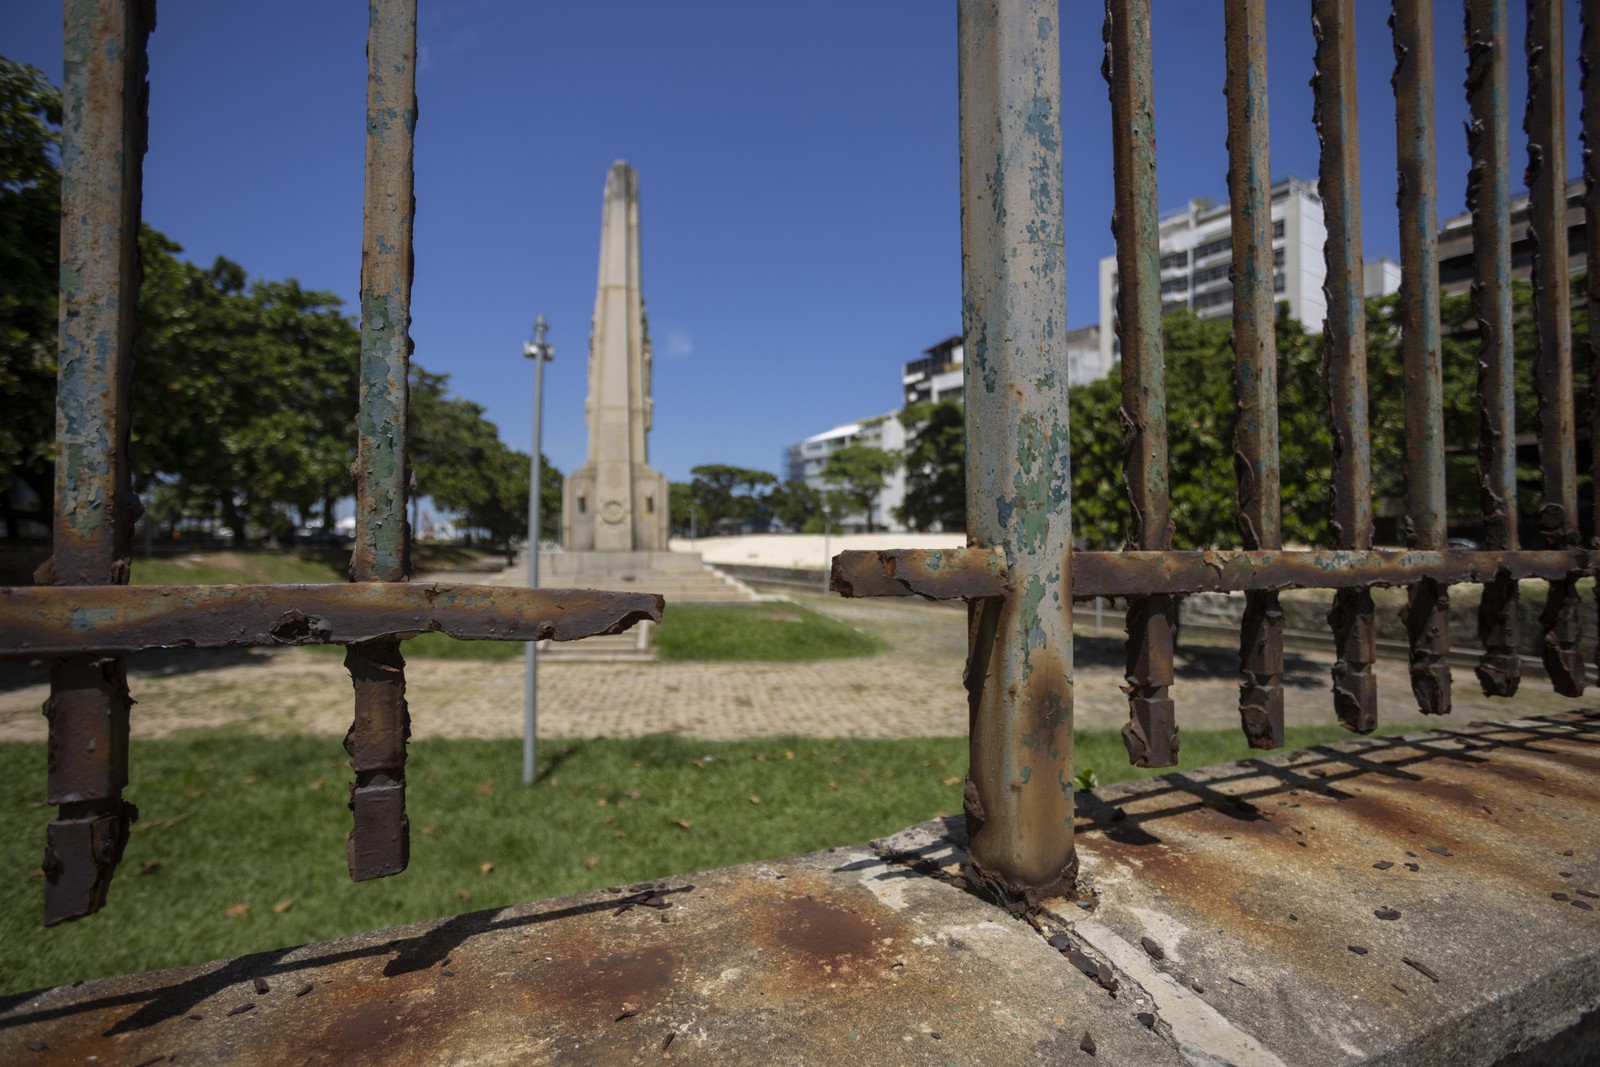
top-left (1585, 1), bottom-right (1600, 680)
top-left (41, 0), bottom-right (151, 926)
top-left (1226, 0), bottom-right (1285, 748)
top-left (957, 0), bottom-right (1076, 903)
top-left (346, 0), bottom-right (417, 881)
top-left (1392, 0), bottom-right (1452, 715)
top-left (1314, 0), bottom-right (1379, 734)
top-left (1526, 0), bottom-right (1585, 695)
top-left (1466, 0), bottom-right (1523, 697)
top-left (1104, 0), bottom-right (1177, 768)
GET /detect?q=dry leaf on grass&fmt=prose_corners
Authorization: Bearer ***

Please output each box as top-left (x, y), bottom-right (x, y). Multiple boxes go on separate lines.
top-left (225, 902), bottom-right (250, 918)
top-left (476, 778), bottom-right (495, 795)
top-left (941, 775), bottom-right (961, 786)
top-left (583, 856), bottom-right (598, 869)
top-left (827, 781), bottom-right (838, 790)
top-left (308, 777), bottom-right (325, 791)
top-left (624, 789), bottom-right (641, 800)
top-left (671, 819), bottom-right (692, 830)
top-left (747, 795), bottom-right (761, 805)
top-left (421, 825), bottom-right (439, 837)
top-left (479, 861), bottom-right (494, 876)
top-left (272, 899), bottom-right (294, 914)
top-left (132, 859), bottom-right (162, 877)
top-left (457, 888), bottom-right (471, 903)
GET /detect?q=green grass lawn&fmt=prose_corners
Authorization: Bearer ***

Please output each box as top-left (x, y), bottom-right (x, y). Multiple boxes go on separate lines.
top-left (653, 603), bottom-right (886, 661)
top-left (129, 549), bottom-right (348, 586)
top-left (0, 723), bottom-right (1397, 996)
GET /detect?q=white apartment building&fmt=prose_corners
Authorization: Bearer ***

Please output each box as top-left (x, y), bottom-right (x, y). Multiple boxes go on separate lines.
top-left (903, 325), bottom-right (1107, 408)
top-left (1097, 177), bottom-right (1329, 371)
top-left (784, 414), bottom-right (908, 533)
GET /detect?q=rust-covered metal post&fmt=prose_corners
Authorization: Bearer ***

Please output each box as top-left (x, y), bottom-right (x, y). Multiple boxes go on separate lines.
top-left (346, 0), bottom-right (418, 880)
top-left (1226, 0), bottom-right (1286, 749)
top-left (1585, 0), bottom-right (1600, 677)
top-left (40, 0), bottom-right (151, 926)
top-left (1392, 0), bottom-right (1452, 715)
top-left (1466, 0), bottom-right (1523, 697)
top-left (1314, 0), bottom-right (1379, 734)
top-left (957, 0), bottom-right (1076, 903)
top-left (1104, 0), bottom-right (1177, 768)
top-left (1526, 0), bottom-right (1585, 696)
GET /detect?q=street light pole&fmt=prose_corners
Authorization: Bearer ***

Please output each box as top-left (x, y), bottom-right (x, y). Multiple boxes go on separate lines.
top-left (523, 315), bottom-right (554, 785)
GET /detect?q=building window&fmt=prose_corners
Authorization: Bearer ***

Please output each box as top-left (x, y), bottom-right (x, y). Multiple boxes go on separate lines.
top-left (1160, 250), bottom-right (1189, 271)
top-left (1194, 234), bottom-right (1232, 260)
top-left (1273, 219), bottom-right (1286, 238)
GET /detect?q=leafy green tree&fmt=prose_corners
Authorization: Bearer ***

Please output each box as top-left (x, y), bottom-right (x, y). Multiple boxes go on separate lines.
top-left (821, 444), bottom-right (899, 533)
top-left (896, 400), bottom-right (965, 531)
top-left (131, 232), bottom-right (361, 543)
top-left (410, 367), bottom-right (560, 543)
top-left (0, 59), bottom-right (61, 535)
top-left (687, 464), bottom-right (777, 529)
top-left (766, 477), bottom-right (823, 532)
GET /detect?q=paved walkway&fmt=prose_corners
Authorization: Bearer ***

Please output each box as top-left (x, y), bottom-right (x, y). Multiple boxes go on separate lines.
top-left (1, 564), bottom-right (1587, 742)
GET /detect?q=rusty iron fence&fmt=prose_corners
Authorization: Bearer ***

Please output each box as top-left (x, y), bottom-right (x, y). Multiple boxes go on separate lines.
top-left (835, 0), bottom-right (1600, 905)
top-left (6, 0), bottom-right (1600, 928)
top-left (0, 0), bottom-right (659, 926)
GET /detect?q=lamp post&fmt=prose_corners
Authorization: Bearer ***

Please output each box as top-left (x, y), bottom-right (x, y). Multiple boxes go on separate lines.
top-left (522, 315), bottom-right (554, 785)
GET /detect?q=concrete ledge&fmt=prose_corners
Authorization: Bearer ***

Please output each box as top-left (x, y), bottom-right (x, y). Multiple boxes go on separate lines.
top-left (2, 712), bottom-right (1595, 1064)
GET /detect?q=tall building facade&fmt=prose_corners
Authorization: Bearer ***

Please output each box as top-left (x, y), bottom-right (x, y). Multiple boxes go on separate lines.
top-left (784, 414), bottom-right (908, 533)
top-left (1097, 177), bottom-right (1328, 370)
top-left (1436, 177), bottom-right (1586, 297)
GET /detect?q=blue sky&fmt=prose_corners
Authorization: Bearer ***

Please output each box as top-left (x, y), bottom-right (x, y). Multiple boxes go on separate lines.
top-left (5, 1), bottom-right (1584, 485)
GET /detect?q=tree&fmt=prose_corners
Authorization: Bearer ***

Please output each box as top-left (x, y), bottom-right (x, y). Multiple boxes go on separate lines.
top-left (0, 59), bottom-right (62, 535)
top-left (687, 464), bottom-right (777, 530)
top-left (766, 478), bottom-right (822, 532)
top-left (410, 367), bottom-right (560, 544)
top-left (131, 232), bottom-right (361, 543)
top-left (896, 400), bottom-right (965, 531)
top-left (821, 444), bottom-right (899, 533)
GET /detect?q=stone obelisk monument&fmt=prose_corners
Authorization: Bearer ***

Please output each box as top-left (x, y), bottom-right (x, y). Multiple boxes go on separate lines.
top-left (561, 161), bottom-right (670, 553)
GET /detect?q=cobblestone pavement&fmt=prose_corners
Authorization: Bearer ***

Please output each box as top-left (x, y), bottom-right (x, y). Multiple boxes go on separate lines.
top-left (0, 582), bottom-right (1589, 743)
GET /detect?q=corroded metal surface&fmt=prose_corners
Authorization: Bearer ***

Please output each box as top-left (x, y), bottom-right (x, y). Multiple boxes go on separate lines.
top-left (1070, 711), bottom-right (1600, 1063)
top-left (1586, 1), bottom-right (1600, 689)
top-left (1105, 0), bottom-right (1178, 769)
top-left (0, 844), bottom-right (1187, 1066)
top-left (1465, 0), bottom-right (1523, 698)
top-left (42, 0), bottom-right (151, 926)
top-left (349, 0), bottom-right (419, 881)
top-left (833, 547), bottom-right (1595, 600)
top-left (1315, 0), bottom-right (1377, 739)
top-left (1227, 0), bottom-right (1285, 752)
top-left (1527, 0), bottom-right (1585, 696)
top-left (957, 0), bottom-right (1076, 904)
top-left (1392, 0), bottom-right (1452, 716)
top-left (0, 584), bottom-right (662, 655)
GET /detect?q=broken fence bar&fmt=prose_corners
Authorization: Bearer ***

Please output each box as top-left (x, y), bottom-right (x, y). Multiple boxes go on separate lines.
top-left (348, 0), bottom-right (420, 882)
top-left (1526, 0), bottom-right (1585, 696)
top-left (42, 0), bottom-right (151, 926)
top-left (1106, 0), bottom-right (1178, 768)
top-left (1, 584), bottom-right (663, 657)
top-left (1228, 0), bottom-right (1285, 750)
top-left (1392, 0), bottom-right (1453, 716)
top-left (1465, 0), bottom-right (1523, 698)
top-left (1585, 0), bottom-right (1600, 680)
top-left (1314, 0), bottom-right (1379, 736)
